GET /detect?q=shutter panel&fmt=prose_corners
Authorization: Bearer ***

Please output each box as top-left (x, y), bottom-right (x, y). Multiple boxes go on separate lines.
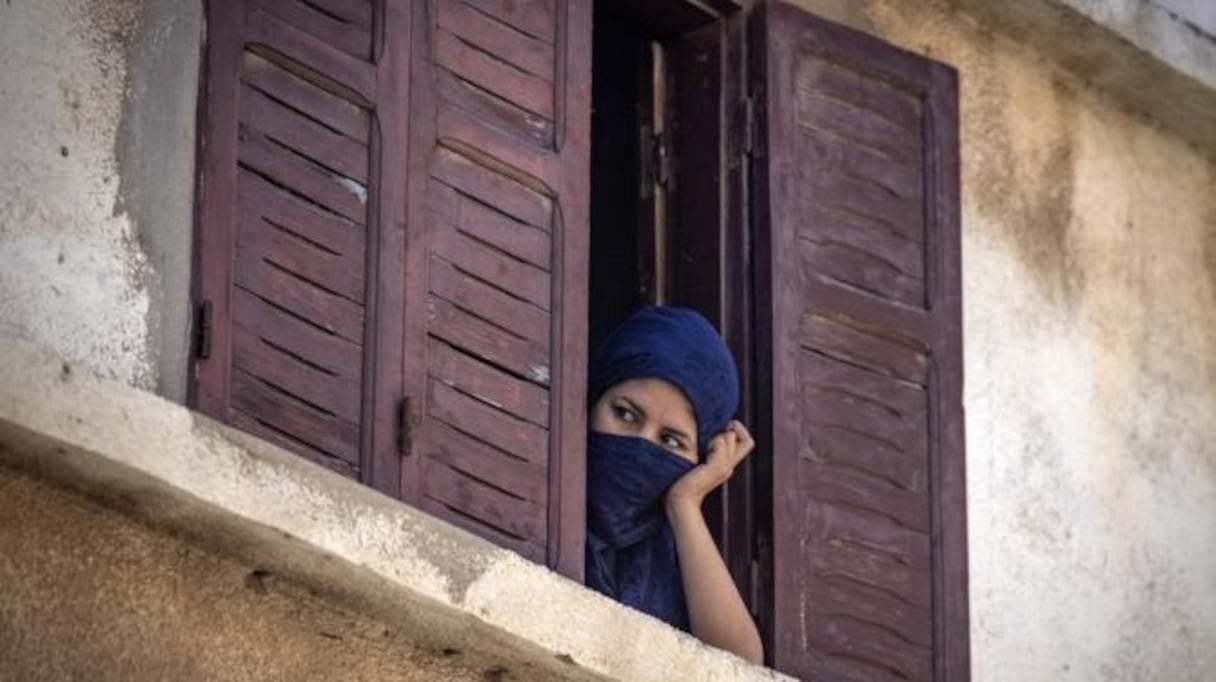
top-left (400, 0), bottom-right (590, 575)
top-left (751, 4), bottom-right (968, 680)
top-left (193, 0), bottom-right (407, 492)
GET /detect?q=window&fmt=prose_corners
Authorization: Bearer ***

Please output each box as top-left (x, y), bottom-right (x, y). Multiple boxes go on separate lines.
top-left (190, 0), bottom-right (967, 678)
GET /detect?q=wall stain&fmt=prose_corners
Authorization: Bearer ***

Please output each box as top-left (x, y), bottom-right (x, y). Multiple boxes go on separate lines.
top-left (966, 42), bottom-right (1083, 303)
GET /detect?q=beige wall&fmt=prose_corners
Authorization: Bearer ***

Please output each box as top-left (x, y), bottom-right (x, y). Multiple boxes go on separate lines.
top-left (787, 0), bottom-right (1216, 679)
top-left (0, 465), bottom-right (494, 682)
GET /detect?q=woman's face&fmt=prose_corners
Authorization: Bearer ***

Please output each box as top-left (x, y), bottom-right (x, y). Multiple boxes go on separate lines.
top-left (590, 378), bottom-right (699, 464)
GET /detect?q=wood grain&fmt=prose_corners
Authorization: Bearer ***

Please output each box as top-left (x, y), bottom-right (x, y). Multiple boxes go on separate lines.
top-left (251, 0), bottom-right (372, 58)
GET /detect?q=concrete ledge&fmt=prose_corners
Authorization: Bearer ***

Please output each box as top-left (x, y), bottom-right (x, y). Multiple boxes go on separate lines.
top-left (949, 0), bottom-right (1216, 157)
top-left (0, 339), bottom-right (789, 682)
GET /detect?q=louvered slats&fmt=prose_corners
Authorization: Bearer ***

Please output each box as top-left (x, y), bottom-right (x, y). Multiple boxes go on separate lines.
top-left (758, 4), bottom-right (966, 680)
top-left (193, 0), bottom-right (378, 480)
top-left (404, 0), bottom-right (588, 568)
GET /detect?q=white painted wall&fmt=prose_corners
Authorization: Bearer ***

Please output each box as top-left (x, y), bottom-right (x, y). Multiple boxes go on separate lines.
top-left (0, 0), bottom-right (198, 398)
top-left (1152, 0), bottom-right (1216, 35)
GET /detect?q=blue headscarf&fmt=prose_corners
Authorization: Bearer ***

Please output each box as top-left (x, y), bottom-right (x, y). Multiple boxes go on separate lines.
top-left (585, 306), bottom-right (739, 630)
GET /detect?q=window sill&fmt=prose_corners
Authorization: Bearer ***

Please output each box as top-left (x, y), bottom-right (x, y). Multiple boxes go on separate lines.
top-left (0, 338), bottom-right (790, 682)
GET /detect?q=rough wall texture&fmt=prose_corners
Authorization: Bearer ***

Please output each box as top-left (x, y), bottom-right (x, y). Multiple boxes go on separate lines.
top-left (1154, 0), bottom-right (1216, 34)
top-left (784, 0), bottom-right (1216, 679)
top-left (0, 465), bottom-right (501, 682)
top-left (0, 0), bottom-right (197, 400)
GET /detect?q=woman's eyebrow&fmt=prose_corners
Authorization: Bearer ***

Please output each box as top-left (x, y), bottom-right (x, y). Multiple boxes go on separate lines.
top-left (617, 396), bottom-right (645, 419)
top-left (662, 425), bottom-right (693, 444)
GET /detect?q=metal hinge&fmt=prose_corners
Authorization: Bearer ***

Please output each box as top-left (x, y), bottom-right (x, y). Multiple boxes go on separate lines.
top-left (398, 396), bottom-right (417, 456)
top-left (195, 300), bottom-right (213, 360)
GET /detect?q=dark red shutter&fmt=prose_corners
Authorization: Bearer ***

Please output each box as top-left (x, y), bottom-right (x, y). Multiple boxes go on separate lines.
top-left (751, 3), bottom-right (968, 680)
top-left (398, 0), bottom-right (590, 575)
top-left (192, 0), bottom-right (407, 490)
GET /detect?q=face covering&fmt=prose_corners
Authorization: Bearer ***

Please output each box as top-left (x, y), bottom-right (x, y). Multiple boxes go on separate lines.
top-left (585, 432), bottom-right (694, 630)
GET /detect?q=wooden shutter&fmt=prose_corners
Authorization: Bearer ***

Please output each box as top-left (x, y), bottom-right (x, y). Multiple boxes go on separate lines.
top-left (398, 0), bottom-right (590, 575)
top-left (750, 3), bottom-right (968, 680)
top-left (192, 0), bottom-right (407, 492)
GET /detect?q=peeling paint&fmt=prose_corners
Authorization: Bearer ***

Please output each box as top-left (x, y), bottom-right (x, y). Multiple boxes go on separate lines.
top-left (337, 176), bottom-right (368, 204)
top-left (527, 365), bottom-right (551, 384)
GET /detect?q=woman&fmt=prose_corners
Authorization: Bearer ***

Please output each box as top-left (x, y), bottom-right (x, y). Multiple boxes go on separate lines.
top-left (585, 306), bottom-right (764, 664)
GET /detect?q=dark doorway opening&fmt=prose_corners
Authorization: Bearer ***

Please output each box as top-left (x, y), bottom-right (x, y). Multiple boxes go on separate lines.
top-left (588, 4), bottom-right (647, 351)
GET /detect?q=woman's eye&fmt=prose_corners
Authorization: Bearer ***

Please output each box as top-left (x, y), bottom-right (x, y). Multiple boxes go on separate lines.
top-left (661, 435), bottom-right (683, 450)
top-left (613, 405), bottom-right (637, 422)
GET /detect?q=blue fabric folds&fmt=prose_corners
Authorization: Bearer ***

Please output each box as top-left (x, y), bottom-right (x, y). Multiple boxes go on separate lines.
top-left (585, 306), bottom-right (739, 630)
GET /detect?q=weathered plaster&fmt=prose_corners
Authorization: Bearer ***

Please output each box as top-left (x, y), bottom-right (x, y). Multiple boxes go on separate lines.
top-left (0, 339), bottom-right (789, 682)
top-left (0, 466), bottom-right (506, 682)
top-left (0, 0), bottom-right (197, 400)
top-left (1151, 0), bottom-right (1216, 37)
top-left (943, 0), bottom-right (1216, 160)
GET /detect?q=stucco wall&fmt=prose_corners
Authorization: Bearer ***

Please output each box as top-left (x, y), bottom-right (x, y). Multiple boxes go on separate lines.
top-left (786, 0), bottom-right (1216, 679)
top-left (0, 465), bottom-right (489, 682)
top-left (0, 0), bottom-right (197, 401)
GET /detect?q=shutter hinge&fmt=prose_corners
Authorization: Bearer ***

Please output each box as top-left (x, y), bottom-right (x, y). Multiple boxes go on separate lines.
top-left (398, 397), bottom-right (417, 456)
top-left (195, 300), bottom-right (213, 360)
top-left (742, 96), bottom-right (756, 156)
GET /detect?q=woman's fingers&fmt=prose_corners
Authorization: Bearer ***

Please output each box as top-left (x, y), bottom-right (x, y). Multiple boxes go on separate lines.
top-left (731, 421), bottom-right (755, 458)
top-left (670, 422), bottom-right (758, 505)
top-left (713, 422), bottom-right (752, 466)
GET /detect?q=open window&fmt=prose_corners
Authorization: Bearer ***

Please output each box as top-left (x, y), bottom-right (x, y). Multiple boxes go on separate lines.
top-left (589, 1), bottom-right (969, 677)
top-left (587, 0), bottom-right (760, 628)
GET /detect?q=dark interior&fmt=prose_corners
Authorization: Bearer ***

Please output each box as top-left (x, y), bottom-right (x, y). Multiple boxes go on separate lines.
top-left (588, 3), bottom-right (648, 352)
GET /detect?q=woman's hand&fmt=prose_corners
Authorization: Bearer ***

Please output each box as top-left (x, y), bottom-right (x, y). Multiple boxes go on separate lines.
top-left (663, 419), bottom-right (764, 664)
top-left (667, 420), bottom-right (755, 508)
